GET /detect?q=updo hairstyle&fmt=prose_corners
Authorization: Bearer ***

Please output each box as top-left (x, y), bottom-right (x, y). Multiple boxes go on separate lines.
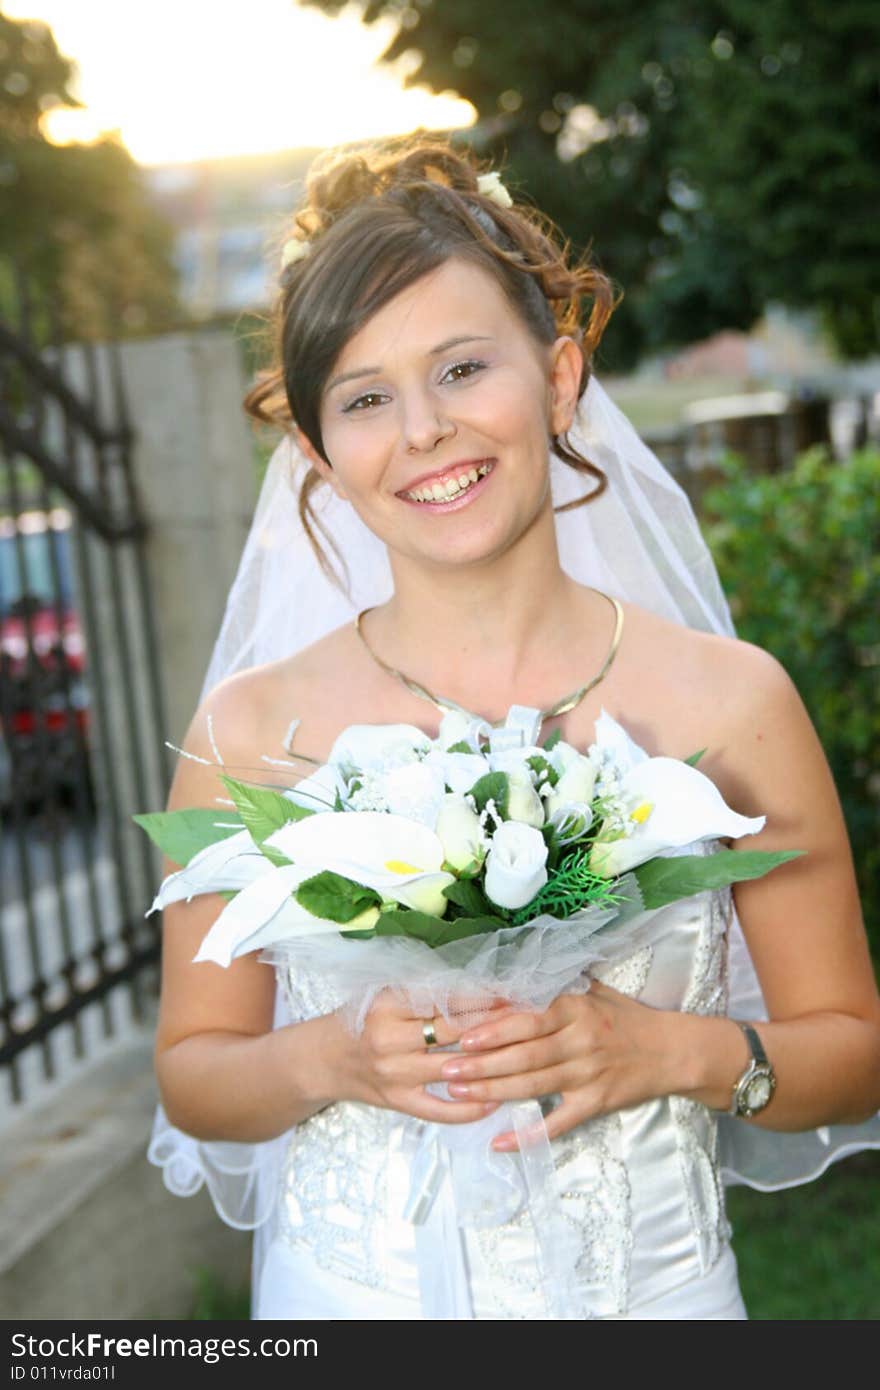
top-left (245, 134), bottom-right (620, 589)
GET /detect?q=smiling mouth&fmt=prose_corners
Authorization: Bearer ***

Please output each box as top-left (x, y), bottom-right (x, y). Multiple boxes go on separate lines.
top-left (398, 461), bottom-right (495, 505)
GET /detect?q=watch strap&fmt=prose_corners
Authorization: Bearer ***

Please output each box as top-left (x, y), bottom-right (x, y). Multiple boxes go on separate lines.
top-left (738, 1022), bottom-right (768, 1067)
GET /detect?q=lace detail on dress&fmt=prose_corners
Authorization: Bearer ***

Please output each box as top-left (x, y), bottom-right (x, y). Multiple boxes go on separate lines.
top-left (671, 871), bottom-right (734, 1271)
top-left (471, 1112), bottom-right (631, 1319)
top-left (278, 1101), bottom-right (396, 1288)
top-left (593, 945), bottom-right (654, 997)
top-left (277, 960), bottom-right (346, 1025)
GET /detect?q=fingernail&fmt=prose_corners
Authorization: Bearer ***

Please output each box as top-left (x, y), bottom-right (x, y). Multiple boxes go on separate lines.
top-left (441, 1062), bottom-right (462, 1078)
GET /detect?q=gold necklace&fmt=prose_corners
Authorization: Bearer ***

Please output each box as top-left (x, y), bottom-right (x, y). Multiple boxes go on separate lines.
top-left (353, 587), bottom-right (624, 730)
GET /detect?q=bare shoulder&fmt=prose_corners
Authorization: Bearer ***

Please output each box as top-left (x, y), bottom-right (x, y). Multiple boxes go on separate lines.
top-left (178, 621), bottom-right (357, 794)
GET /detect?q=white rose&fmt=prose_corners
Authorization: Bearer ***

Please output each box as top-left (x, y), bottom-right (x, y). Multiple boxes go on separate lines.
top-left (543, 754), bottom-right (597, 820)
top-left (422, 747), bottom-right (491, 796)
top-left (506, 769), bottom-right (546, 828)
top-left (383, 761), bottom-right (447, 827)
top-left (435, 793), bottom-right (486, 871)
top-left (483, 821), bottom-right (548, 910)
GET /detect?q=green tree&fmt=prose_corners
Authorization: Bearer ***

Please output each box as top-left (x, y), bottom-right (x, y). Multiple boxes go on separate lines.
top-left (702, 446), bottom-right (880, 960)
top-left (0, 11), bottom-right (179, 338)
top-left (304, 1), bottom-right (879, 365)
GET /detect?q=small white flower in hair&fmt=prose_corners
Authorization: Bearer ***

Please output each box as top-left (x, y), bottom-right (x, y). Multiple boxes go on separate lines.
top-left (477, 171), bottom-right (513, 209)
top-left (281, 237), bottom-right (312, 270)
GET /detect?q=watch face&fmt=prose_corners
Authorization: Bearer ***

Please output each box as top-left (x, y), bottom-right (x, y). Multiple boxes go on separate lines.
top-left (744, 1073), bottom-right (773, 1110)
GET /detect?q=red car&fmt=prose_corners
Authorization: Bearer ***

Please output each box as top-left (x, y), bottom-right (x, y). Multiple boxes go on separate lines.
top-left (0, 507), bottom-right (92, 812)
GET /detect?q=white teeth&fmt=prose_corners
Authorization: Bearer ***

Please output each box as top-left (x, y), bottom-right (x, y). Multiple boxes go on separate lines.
top-left (405, 462), bottom-right (493, 503)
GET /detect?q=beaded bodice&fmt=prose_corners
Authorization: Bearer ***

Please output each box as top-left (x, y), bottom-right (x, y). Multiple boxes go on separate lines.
top-left (273, 841), bottom-right (734, 1318)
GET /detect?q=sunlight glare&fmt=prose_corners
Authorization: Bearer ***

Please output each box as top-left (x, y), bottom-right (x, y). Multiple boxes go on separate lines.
top-left (4, 0), bottom-right (475, 164)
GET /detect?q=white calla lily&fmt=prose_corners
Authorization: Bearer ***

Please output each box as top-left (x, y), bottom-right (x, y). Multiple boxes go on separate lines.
top-left (589, 755), bottom-right (766, 877)
top-left (264, 810), bottom-right (455, 916)
top-left (194, 863), bottom-right (381, 967)
top-left (484, 820), bottom-right (548, 910)
top-left (591, 708), bottom-right (650, 771)
top-left (146, 829), bottom-right (270, 915)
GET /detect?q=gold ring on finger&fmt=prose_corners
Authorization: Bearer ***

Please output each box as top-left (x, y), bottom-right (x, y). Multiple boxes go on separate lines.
top-left (422, 1018), bottom-right (439, 1048)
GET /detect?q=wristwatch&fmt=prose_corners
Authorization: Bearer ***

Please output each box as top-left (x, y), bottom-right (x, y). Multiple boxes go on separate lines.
top-left (729, 1023), bottom-right (776, 1118)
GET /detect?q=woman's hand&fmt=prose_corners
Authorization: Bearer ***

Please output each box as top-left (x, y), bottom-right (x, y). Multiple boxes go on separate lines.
top-left (438, 982), bottom-right (678, 1150)
top-left (334, 988), bottom-right (511, 1127)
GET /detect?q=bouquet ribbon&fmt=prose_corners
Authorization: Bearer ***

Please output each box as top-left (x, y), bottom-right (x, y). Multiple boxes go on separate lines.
top-left (401, 1089), bottom-right (584, 1319)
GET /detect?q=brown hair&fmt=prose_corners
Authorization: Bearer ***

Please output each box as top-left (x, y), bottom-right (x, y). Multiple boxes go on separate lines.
top-left (245, 134), bottom-right (621, 592)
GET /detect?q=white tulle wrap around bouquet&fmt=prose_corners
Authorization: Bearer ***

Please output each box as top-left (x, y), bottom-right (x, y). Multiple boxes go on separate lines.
top-left (137, 703), bottom-right (800, 1319)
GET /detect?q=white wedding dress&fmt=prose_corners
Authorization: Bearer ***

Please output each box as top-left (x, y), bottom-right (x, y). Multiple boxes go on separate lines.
top-left (251, 838), bottom-right (748, 1320)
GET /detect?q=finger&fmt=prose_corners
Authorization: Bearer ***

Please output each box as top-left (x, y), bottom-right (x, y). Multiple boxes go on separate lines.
top-left (489, 1095), bottom-right (587, 1151)
top-left (458, 1008), bottom-right (559, 1054)
top-left (408, 1093), bottom-right (503, 1126)
top-left (440, 1036), bottom-right (566, 1083)
top-left (445, 1063), bottom-right (565, 1105)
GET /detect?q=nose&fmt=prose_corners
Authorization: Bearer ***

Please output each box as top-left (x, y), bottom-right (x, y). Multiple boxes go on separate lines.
top-left (401, 387), bottom-right (456, 454)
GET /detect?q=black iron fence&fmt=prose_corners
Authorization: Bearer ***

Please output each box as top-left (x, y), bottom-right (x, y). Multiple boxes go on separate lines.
top-left (0, 271), bottom-right (170, 1108)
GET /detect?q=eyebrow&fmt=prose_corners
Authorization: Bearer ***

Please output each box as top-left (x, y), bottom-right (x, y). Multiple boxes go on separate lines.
top-left (326, 335), bottom-right (495, 394)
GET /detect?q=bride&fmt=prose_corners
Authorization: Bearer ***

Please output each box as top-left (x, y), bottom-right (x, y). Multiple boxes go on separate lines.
top-left (149, 137), bottom-right (880, 1319)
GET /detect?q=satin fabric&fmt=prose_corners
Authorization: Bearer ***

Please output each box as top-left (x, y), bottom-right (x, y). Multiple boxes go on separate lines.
top-left (252, 866), bottom-right (748, 1320)
top-left (255, 1234), bottom-right (747, 1321)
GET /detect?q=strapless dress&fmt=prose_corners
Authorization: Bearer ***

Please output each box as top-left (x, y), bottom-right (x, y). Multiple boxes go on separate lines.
top-left (252, 839), bottom-right (749, 1320)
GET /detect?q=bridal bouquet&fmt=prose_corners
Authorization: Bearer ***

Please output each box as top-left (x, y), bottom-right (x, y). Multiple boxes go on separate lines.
top-left (135, 703), bottom-right (801, 1319)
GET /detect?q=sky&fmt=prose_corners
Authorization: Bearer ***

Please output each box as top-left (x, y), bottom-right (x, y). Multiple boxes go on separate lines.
top-left (4, 0), bottom-right (476, 165)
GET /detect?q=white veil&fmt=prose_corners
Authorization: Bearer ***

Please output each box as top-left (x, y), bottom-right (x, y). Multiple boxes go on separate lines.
top-left (147, 373), bottom-right (880, 1305)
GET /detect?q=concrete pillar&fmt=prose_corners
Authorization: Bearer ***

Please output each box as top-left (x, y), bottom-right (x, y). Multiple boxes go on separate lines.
top-left (119, 329), bottom-right (258, 748)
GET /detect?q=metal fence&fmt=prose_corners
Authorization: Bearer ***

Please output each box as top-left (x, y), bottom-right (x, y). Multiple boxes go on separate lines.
top-left (0, 272), bottom-right (170, 1110)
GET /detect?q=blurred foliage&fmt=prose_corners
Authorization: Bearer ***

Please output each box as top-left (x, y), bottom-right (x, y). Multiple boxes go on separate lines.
top-left (727, 1152), bottom-right (880, 1319)
top-left (0, 13), bottom-right (180, 340)
top-left (188, 1266), bottom-right (250, 1321)
top-left (306, 1), bottom-right (880, 369)
top-left (701, 446), bottom-right (880, 958)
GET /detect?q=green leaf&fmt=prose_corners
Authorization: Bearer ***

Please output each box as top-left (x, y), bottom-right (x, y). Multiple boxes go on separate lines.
top-left (467, 770), bottom-right (509, 819)
top-left (441, 877), bottom-right (494, 916)
top-left (218, 774), bottom-right (314, 864)
top-left (132, 808), bottom-right (243, 867)
top-left (294, 870), bottom-right (381, 923)
top-left (634, 849), bottom-right (806, 910)
top-left (374, 909), bottom-right (507, 945)
top-left (542, 727), bottom-right (562, 751)
top-left (526, 753), bottom-right (559, 787)
top-left (446, 740), bottom-right (473, 754)
top-left (684, 748), bottom-right (708, 766)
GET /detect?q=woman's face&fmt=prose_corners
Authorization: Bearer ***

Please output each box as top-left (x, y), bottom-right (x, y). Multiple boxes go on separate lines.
top-left (302, 257), bottom-right (582, 572)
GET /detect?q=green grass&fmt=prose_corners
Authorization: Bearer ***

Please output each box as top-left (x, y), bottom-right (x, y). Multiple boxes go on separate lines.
top-left (187, 1153), bottom-right (880, 1320)
top-left (189, 1267), bottom-right (250, 1320)
top-left (727, 1151), bottom-right (880, 1320)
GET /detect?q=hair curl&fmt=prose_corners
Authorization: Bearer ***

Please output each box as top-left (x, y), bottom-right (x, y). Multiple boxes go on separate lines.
top-left (245, 133), bottom-right (621, 593)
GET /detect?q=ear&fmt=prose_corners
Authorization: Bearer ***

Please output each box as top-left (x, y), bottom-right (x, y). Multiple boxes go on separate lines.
top-left (294, 425), bottom-right (348, 500)
top-left (547, 337), bottom-right (584, 438)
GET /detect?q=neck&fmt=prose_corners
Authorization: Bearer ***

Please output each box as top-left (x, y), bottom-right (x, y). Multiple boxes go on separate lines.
top-left (362, 506), bottom-right (608, 710)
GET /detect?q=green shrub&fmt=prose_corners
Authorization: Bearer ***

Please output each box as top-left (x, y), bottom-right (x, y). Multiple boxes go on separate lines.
top-left (701, 446), bottom-right (879, 963)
